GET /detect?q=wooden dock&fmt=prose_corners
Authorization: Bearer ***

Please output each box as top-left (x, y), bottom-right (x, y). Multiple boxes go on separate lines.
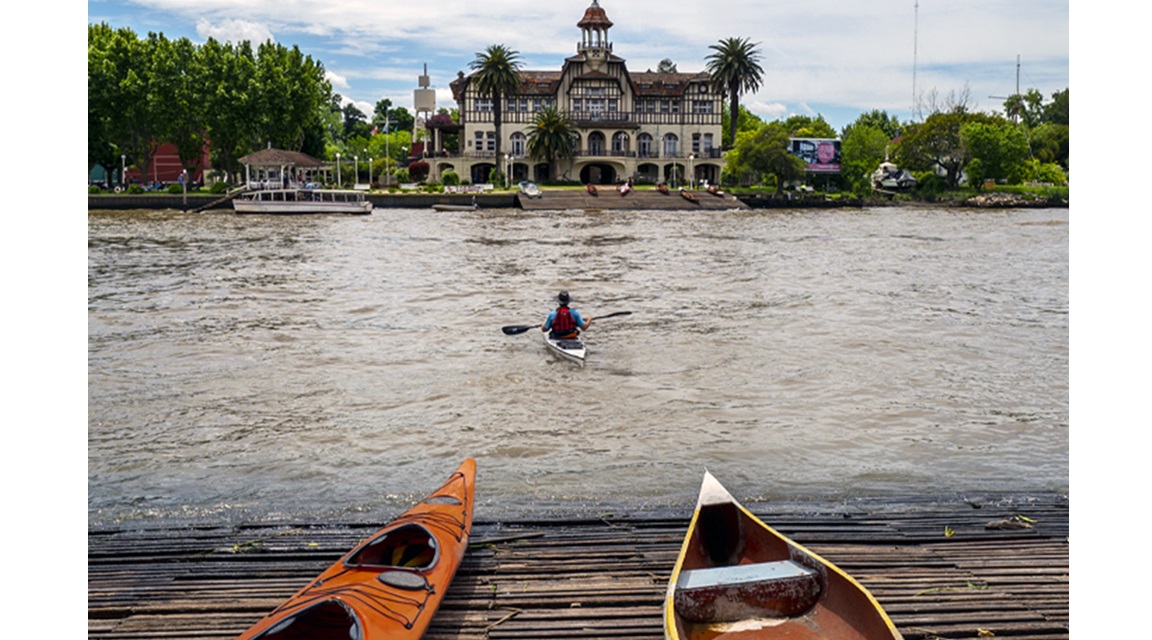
top-left (88, 493), bottom-right (1067, 639)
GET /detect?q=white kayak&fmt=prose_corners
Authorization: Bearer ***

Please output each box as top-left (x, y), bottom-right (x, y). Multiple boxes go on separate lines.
top-left (543, 332), bottom-right (586, 363)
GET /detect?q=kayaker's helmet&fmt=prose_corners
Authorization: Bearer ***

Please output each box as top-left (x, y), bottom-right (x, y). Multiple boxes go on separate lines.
top-left (558, 290), bottom-right (570, 305)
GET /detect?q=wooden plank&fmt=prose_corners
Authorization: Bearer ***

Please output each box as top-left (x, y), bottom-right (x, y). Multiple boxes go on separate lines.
top-left (89, 493), bottom-right (1067, 639)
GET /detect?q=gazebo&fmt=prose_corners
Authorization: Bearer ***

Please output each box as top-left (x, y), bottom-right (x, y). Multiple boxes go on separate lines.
top-left (237, 146), bottom-right (331, 189)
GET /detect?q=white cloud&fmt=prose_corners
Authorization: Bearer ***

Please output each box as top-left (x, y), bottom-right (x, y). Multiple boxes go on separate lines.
top-left (195, 18), bottom-right (274, 45)
top-left (326, 70), bottom-right (350, 90)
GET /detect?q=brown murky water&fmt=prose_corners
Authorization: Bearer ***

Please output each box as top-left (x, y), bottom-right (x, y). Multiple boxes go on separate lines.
top-left (88, 206), bottom-right (1068, 524)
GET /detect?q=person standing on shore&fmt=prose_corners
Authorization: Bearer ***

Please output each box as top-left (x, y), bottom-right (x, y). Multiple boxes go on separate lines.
top-left (542, 291), bottom-right (590, 339)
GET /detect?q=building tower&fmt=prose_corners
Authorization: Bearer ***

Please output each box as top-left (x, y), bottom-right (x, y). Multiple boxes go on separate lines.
top-left (413, 63), bottom-right (436, 150)
top-left (577, 0), bottom-right (613, 72)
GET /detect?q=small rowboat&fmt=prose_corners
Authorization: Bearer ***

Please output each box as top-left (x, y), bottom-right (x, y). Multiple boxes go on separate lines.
top-left (587, 184), bottom-right (598, 196)
top-left (432, 203), bottom-right (479, 212)
top-left (237, 459), bottom-right (476, 640)
top-left (619, 183), bottom-right (632, 196)
top-left (680, 188), bottom-right (699, 204)
top-left (544, 332), bottom-right (586, 363)
top-left (657, 183), bottom-right (670, 195)
top-left (707, 185), bottom-right (725, 197)
top-left (664, 471), bottom-right (903, 640)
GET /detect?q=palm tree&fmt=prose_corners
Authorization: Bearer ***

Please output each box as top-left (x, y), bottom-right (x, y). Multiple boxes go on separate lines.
top-left (705, 37), bottom-right (764, 149)
top-left (526, 105), bottom-right (579, 181)
top-left (469, 44), bottom-right (522, 181)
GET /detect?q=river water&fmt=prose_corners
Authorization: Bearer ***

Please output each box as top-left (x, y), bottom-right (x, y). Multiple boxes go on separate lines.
top-left (88, 205), bottom-right (1068, 525)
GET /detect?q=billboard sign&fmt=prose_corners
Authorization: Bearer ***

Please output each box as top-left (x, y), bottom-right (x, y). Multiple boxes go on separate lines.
top-left (789, 138), bottom-right (841, 173)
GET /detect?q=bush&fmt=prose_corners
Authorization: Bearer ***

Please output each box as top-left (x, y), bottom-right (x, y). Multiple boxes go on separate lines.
top-left (89, 185), bottom-right (104, 194)
top-left (393, 168), bottom-right (411, 183)
top-left (166, 183), bottom-right (184, 194)
top-left (127, 184), bottom-right (146, 194)
top-left (441, 169), bottom-right (460, 186)
top-left (208, 181), bottom-right (230, 194)
top-left (914, 172), bottom-right (948, 196)
top-left (408, 161), bottom-right (430, 182)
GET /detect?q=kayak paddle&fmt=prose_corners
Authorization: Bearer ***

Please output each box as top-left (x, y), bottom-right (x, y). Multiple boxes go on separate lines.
top-left (501, 311), bottom-right (632, 335)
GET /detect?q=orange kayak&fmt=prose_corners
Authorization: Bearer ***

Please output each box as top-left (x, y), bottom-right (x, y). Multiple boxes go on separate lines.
top-left (237, 458), bottom-right (476, 640)
top-left (664, 471), bottom-right (902, 640)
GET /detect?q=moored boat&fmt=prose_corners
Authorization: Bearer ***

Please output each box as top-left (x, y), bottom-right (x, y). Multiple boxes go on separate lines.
top-left (706, 185), bottom-right (724, 197)
top-left (657, 183), bottom-right (670, 195)
top-left (233, 188), bottom-right (372, 214)
top-left (236, 459), bottom-right (476, 640)
top-left (680, 188), bottom-right (699, 204)
top-left (587, 184), bottom-right (598, 196)
top-left (543, 331), bottom-right (586, 363)
top-left (519, 180), bottom-right (542, 198)
top-left (664, 471), bottom-right (903, 640)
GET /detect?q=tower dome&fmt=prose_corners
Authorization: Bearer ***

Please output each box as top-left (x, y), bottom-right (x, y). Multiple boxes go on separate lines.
top-left (577, 0), bottom-right (613, 29)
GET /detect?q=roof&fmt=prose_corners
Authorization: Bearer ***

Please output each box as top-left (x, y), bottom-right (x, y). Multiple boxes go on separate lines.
top-left (630, 71), bottom-right (711, 97)
top-left (237, 148), bottom-right (327, 168)
top-left (578, 0), bottom-right (613, 29)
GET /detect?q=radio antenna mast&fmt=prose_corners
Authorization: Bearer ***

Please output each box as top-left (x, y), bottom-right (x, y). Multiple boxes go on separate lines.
top-left (912, 1), bottom-right (919, 120)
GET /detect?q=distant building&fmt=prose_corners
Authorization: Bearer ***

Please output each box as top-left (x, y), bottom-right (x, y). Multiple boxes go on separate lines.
top-left (434, 0), bottom-right (724, 186)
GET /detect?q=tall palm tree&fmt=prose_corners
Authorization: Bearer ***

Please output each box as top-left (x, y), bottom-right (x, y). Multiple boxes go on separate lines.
top-left (705, 37), bottom-right (764, 149)
top-left (469, 44), bottom-right (522, 180)
top-left (526, 105), bottom-right (579, 181)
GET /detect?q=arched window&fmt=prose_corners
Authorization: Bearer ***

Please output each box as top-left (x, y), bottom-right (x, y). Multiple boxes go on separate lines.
top-left (663, 133), bottom-right (679, 158)
top-left (638, 133), bottom-right (654, 158)
top-left (510, 132), bottom-right (526, 157)
top-left (588, 132), bottom-right (606, 156)
top-left (612, 132), bottom-right (630, 155)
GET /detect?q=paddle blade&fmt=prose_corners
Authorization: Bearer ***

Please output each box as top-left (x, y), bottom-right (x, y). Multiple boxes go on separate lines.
top-left (501, 325), bottom-right (536, 335)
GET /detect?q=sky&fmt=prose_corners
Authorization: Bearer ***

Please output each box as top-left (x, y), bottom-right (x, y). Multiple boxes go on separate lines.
top-left (84, 0), bottom-right (1071, 133)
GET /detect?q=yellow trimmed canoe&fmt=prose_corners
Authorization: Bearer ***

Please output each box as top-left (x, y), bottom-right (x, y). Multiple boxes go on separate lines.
top-left (236, 458), bottom-right (476, 640)
top-left (664, 471), bottom-right (902, 640)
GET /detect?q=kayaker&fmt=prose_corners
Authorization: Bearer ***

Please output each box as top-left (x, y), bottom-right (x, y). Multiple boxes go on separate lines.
top-left (542, 291), bottom-right (590, 339)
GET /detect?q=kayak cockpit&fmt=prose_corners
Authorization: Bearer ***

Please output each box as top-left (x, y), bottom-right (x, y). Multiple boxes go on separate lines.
top-left (346, 524), bottom-right (439, 570)
top-left (251, 599), bottom-right (362, 640)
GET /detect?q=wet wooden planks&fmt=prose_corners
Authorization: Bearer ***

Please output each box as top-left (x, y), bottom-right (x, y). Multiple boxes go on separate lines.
top-left (89, 493), bottom-right (1067, 639)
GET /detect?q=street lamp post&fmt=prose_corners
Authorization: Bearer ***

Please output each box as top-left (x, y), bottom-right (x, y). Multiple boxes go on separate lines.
top-left (120, 154), bottom-right (126, 189)
top-left (336, 153), bottom-right (341, 186)
top-left (504, 154), bottom-right (510, 189)
top-left (369, 157), bottom-right (374, 189)
top-left (354, 155), bottom-right (359, 186)
top-left (689, 154), bottom-right (695, 189)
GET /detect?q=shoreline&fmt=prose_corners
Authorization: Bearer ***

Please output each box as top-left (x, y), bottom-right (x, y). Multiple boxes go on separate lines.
top-left (87, 189), bottom-right (1068, 212)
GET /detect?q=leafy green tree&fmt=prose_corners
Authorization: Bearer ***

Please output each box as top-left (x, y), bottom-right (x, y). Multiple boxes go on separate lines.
top-left (1043, 88), bottom-right (1069, 126)
top-left (341, 101), bottom-right (370, 140)
top-left (841, 109), bottom-right (902, 141)
top-left (894, 108), bottom-right (997, 188)
top-left (783, 115), bottom-right (836, 139)
top-left (706, 37), bottom-right (764, 149)
top-left (725, 121), bottom-right (807, 192)
top-left (198, 39), bottom-right (258, 180)
top-left (150, 34), bottom-right (204, 177)
top-left (526, 105), bottom-right (579, 180)
top-left (960, 119), bottom-right (1030, 186)
top-left (840, 124), bottom-right (891, 195)
top-left (656, 58), bottom-right (678, 73)
top-left (469, 44), bottom-right (523, 167)
top-left (1029, 123), bottom-right (1069, 170)
top-left (721, 105), bottom-right (764, 144)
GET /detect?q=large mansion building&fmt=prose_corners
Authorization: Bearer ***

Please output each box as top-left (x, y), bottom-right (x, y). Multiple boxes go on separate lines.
top-left (429, 1), bottom-right (725, 187)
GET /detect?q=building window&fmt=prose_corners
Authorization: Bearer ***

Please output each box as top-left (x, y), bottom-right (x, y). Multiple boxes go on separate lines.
top-left (693, 100), bottom-right (713, 114)
top-left (608, 98), bottom-right (618, 113)
top-left (692, 133), bottom-right (701, 154)
top-left (663, 133), bottom-right (679, 157)
top-left (588, 132), bottom-right (606, 156)
top-left (573, 98), bottom-right (583, 112)
top-left (511, 132), bottom-right (526, 156)
top-left (638, 133), bottom-right (654, 157)
top-left (476, 98), bottom-right (493, 112)
top-left (612, 132), bottom-right (629, 154)
top-left (703, 134), bottom-right (714, 153)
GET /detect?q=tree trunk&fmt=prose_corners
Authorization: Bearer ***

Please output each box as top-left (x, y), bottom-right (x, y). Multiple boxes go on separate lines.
top-left (728, 88), bottom-right (740, 149)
